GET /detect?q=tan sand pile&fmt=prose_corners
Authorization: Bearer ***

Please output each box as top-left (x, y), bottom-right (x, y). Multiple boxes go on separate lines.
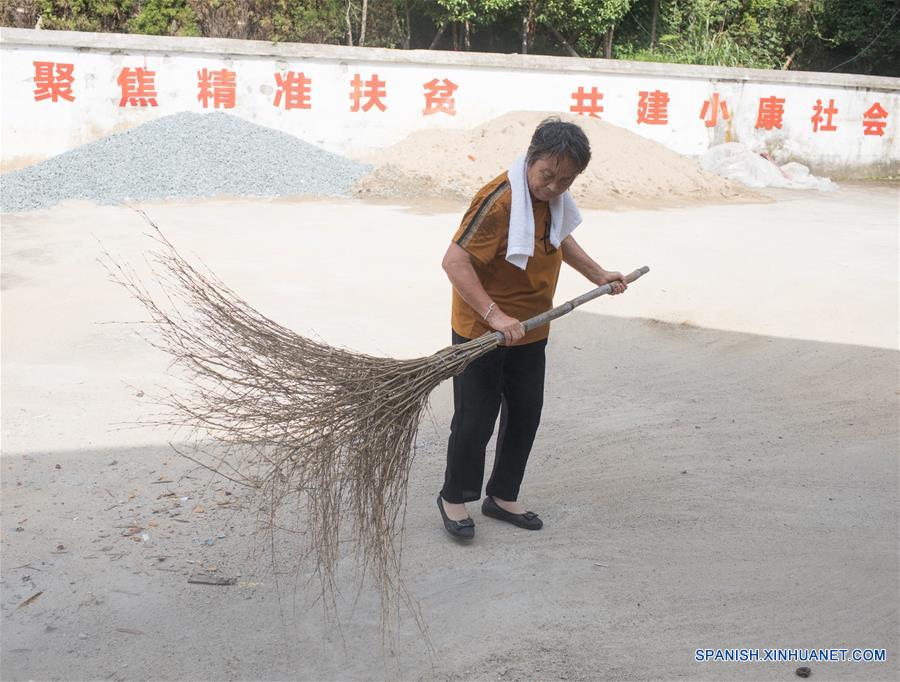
top-left (353, 111), bottom-right (758, 208)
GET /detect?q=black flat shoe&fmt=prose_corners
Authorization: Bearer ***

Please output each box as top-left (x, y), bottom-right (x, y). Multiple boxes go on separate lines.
top-left (437, 495), bottom-right (475, 540)
top-left (481, 496), bottom-right (543, 530)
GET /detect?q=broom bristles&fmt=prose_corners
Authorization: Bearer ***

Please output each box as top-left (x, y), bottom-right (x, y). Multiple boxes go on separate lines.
top-left (104, 211), bottom-right (498, 629)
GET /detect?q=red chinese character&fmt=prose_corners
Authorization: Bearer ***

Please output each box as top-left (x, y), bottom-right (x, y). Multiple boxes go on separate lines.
top-left (33, 61), bottom-right (75, 102)
top-left (755, 96), bottom-right (786, 130)
top-left (422, 78), bottom-right (458, 116)
top-left (350, 73), bottom-right (387, 112)
top-left (699, 93), bottom-right (730, 127)
top-left (637, 90), bottom-right (669, 125)
top-left (862, 102), bottom-right (889, 137)
top-left (117, 67), bottom-right (158, 107)
top-left (811, 98), bottom-right (838, 132)
top-left (570, 86), bottom-right (603, 118)
top-left (197, 68), bottom-right (236, 109)
top-left (274, 71), bottom-right (312, 110)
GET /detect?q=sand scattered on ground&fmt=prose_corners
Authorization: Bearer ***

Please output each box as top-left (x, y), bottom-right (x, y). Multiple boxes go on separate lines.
top-left (353, 111), bottom-right (760, 208)
top-left (2, 187), bottom-right (897, 680)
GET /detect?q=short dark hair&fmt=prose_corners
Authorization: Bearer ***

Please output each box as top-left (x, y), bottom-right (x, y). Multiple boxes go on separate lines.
top-left (525, 116), bottom-right (591, 172)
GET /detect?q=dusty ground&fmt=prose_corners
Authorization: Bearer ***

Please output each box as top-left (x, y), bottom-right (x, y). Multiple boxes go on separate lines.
top-left (1, 183), bottom-right (898, 681)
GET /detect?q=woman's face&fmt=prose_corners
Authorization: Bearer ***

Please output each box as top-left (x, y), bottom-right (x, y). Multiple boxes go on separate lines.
top-left (526, 154), bottom-right (581, 202)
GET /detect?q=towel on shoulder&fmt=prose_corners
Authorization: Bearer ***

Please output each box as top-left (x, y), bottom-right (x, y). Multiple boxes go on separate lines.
top-left (505, 154), bottom-right (582, 270)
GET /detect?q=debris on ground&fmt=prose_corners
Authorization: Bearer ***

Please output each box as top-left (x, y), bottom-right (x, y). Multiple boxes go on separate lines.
top-left (187, 574), bottom-right (237, 586)
top-left (700, 142), bottom-right (837, 191)
top-left (18, 591), bottom-right (44, 608)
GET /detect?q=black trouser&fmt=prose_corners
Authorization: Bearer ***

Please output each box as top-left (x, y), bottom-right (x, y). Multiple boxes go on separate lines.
top-left (440, 331), bottom-right (547, 504)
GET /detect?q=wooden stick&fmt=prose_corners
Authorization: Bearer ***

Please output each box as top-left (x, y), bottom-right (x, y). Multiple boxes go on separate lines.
top-left (495, 266), bottom-right (650, 341)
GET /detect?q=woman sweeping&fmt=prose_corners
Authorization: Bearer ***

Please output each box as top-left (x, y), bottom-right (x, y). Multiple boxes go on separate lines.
top-left (438, 116), bottom-right (629, 540)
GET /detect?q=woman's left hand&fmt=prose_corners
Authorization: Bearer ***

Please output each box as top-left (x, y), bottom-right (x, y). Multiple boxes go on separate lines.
top-left (596, 270), bottom-right (627, 295)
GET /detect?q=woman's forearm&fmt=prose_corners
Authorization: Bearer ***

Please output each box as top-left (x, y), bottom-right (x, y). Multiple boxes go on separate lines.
top-left (442, 242), bottom-right (494, 318)
top-left (560, 235), bottom-right (606, 283)
top-left (442, 242), bottom-right (525, 344)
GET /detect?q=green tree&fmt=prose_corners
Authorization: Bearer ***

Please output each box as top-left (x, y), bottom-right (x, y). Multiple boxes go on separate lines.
top-left (1, 0), bottom-right (42, 28)
top-left (426, 0), bottom-right (512, 49)
top-left (810, 0), bottom-right (900, 74)
top-left (613, 0), bottom-right (797, 68)
top-left (127, 0), bottom-right (197, 35)
top-left (4, 0), bottom-right (896, 75)
top-left (37, 0), bottom-right (135, 31)
top-left (541, 0), bottom-right (631, 57)
top-left (276, 0), bottom-right (345, 43)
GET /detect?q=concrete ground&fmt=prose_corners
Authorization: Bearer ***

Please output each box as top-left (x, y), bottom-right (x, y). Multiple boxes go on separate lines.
top-left (1, 183), bottom-right (898, 681)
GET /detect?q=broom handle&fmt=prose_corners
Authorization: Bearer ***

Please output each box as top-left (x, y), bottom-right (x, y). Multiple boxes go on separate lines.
top-left (497, 266), bottom-right (650, 341)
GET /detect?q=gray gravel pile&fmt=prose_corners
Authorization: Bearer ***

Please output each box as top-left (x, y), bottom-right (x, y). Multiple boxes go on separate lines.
top-left (1, 112), bottom-right (370, 212)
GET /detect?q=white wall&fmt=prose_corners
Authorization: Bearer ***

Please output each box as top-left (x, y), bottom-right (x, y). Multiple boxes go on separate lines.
top-left (2, 28), bottom-right (898, 176)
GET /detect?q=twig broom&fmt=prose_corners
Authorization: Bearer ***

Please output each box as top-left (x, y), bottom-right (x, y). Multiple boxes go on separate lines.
top-left (105, 210), bottom-right (649, 626)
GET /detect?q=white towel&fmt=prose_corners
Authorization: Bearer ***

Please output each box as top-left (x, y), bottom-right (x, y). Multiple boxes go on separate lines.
top-left (506, 154), bottom-right (582, 270)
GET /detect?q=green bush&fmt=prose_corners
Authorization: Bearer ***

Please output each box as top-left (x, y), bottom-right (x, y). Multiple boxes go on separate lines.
top-left (127, 0), bottom-right (198, 36)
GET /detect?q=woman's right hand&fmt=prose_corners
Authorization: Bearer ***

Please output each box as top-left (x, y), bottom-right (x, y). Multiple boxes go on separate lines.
top-left (487, 308), bottom-right (525, 346)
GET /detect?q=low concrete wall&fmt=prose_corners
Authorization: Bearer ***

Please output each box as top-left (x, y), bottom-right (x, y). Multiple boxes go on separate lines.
top-left (1, 28), bottom-right (898, 177)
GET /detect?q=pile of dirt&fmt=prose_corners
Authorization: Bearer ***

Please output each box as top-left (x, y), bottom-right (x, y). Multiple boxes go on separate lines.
top-left (353, 111), bottom-right (758, 208)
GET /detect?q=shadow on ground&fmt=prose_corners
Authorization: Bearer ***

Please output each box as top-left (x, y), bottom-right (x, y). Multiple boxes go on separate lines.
top-left (2, 313), bottom-right (898, 681)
